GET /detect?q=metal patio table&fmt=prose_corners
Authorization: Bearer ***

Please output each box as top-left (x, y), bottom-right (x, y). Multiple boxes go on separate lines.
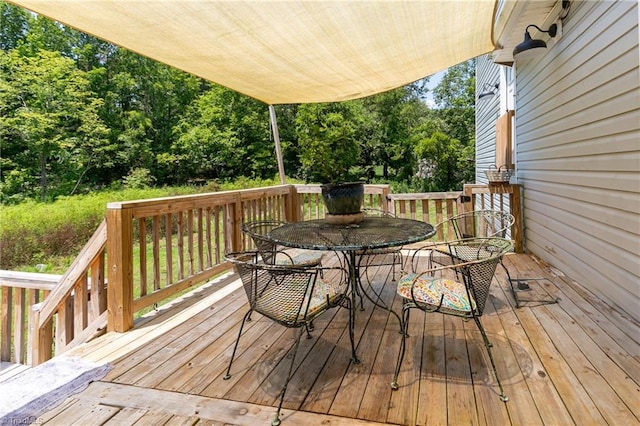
top-left (268, 216), bottom-right (435, 363)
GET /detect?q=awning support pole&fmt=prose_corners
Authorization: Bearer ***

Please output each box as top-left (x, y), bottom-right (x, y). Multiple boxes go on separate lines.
top-left (269, 105), bottom-right (286, 185)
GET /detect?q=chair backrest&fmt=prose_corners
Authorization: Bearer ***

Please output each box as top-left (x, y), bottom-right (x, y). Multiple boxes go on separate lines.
top-left (242, 220), bottom-right (285, 264)
top-left (362, 208), bottom-right (396, 218)
top-left (225, 251), bottom-right (345, 326)
top-left (442, 210), bottom-right (515, 240)
top-left (449, 237), bottom-right (512, 314)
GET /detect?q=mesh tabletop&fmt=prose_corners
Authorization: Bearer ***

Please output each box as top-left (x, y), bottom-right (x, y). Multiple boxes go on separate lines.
top-left (268, 217), bottom-right (435, 251)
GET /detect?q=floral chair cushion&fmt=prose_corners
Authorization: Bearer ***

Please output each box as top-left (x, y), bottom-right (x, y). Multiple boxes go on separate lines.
top-left (397, 272), bottom-right (476, 312)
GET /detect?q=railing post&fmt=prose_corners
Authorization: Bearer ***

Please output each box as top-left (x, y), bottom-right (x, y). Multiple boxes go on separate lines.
top-left (286, 185), bottom-right (300, 222)
top-left (106, 205), bottom-right (134, 332)
top-left (227, 193), bottom-right (244, 253)
top-left (1, 286), bottom-right (11, 361)
top-left (510, 184), bottom-right (524, 253)
top-left (461, 185), bottom-right (474, 215)
top-left (381, 186), bottom-right (390, 214)
top-left (28, 304), bottom-right (52, 366)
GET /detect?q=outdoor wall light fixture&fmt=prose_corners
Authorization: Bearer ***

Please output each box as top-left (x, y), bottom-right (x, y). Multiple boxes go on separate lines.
top-left (513, 0), bottom-right (570, 59)
top-left (477, 82), bottom-right (499, 100)
top-left (512, 23), bottom-right (558, 58)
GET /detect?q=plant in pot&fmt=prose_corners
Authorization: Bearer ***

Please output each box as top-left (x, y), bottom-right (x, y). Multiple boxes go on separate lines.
top-left (296, 103), bottom-right (363, 221)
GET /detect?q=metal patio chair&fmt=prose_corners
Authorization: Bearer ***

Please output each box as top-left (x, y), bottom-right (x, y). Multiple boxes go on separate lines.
top-left (432, 210), bottom-right (557, 307)
top-left (242, 220), bottom-right (325, 267)
top-left (224, 251), bottom-right (355, 426)
top-left (391, 237), bottom-right (513, 402)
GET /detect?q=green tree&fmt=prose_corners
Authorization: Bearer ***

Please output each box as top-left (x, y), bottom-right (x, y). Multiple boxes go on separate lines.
top-left (432, 59), bottom-right (476, 147)
top-left (295, 102), bottom-right (362, 183)
top-left (0, 2), bottom-right (30, 51)
top-left (413, 131), bottom-right (470, 191)
top-left (167, 86), bottom-right (273, 183)
top-left (0, 49), bottom-right (110, 201)
top-left (359, 81), bottom-right (436, 182)
top-left (92, 49), bottom-right (202, 185)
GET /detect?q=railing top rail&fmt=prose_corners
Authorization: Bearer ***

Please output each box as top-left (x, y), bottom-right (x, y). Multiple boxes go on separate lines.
top-left (388, 191), bottom-right (462, 200)
top-left (0, 270), bottom-right (60, 291)
top-left (293, 183), bottom-right (389, 194)
top-left (106, 185), bottom-right (292, 210)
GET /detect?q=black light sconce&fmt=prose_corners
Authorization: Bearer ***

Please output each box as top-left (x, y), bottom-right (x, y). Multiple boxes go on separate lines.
top-left (477, 82), bottom-right (499, 100)
top-left (512, 0), bottom-right (570, 59)
top-left (512, 23), bottom-right (558, 58)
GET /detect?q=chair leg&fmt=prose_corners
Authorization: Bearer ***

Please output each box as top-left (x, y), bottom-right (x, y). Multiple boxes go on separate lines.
top-left (224, 309), bottom-right (253, 380)
top-left (345, 295), bottom-right (359, 364)
top-left (472, 315), bottom-right (508, 402)
top-left (272, 328), bottom-right (305, 426)
top-left (391, 306), bottom-right (410, 390)
top-left (500, 259), bottom-right (520, 309)
top-left (305, 322), bottom-right (314, 339)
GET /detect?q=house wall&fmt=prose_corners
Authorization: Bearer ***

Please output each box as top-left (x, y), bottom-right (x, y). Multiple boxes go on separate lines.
top-left (509, 0), bottom-right (640, 319)
top-left (475, 56), bottom-right (502, 180)
top-left (475, 56), bottom-right (515, 215)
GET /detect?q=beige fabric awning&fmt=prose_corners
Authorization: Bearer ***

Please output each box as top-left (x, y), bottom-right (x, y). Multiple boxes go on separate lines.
top-left (9, 0), bottom-right (497, 104)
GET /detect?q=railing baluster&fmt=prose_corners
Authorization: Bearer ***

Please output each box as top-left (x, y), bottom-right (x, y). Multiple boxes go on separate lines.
top-left (187, 209), bottom-right (194, 276)
top-left (153, 216), bottom-right (161, 291)
top-left (165, 213), bottom-right (173, 288)
top-left (139, 217), bottom-right (148, 297)
top-left (177, 211), bottom-right (184, 280)
top-left (198, 208), bottom-right (204, 272)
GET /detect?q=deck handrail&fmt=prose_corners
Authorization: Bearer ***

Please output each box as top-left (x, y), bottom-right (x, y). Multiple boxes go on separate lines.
top-left (0, 220), bottom-right (107, 366)
top-left (1, 183), bottom-right (522, 365)
top-left (30, 219), bottom-right (108, 365)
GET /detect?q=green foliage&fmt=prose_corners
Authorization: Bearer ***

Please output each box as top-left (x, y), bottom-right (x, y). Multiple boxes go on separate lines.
top-left (168, 86), bottom-right (272, 183)
top-left (0, 48), bottom-right (111, 201)
top-left (296, 102), bottom-right (362, 183)
top-left (123, 167), bottom-right (156, 189)
top-left (0, 2), bottom-right (29, 51)
top-left (432, 60), bottom-right (477, 147)
top-left (413, 131), bottom-right (474, 191)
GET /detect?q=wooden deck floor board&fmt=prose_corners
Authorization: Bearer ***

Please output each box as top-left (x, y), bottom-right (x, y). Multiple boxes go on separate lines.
top-left (444, 315), bottom-right (479, 426)
top-left (533, 305), bottom-right (638, 425)
top-left (489, 275), bottom-right (574, 426)
top-left (162, 308), bottom-right (275, 394)
top-left (16, 253), bottom-right (638, 426)
top-left (415, 316), bottom-right (447, 425)
top-left (328, 264), bottom-right (398, 420)
top-left (127, 293), bottom-right (250, 389)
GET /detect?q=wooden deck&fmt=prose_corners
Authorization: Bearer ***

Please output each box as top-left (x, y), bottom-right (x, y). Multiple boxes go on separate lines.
top-left (14, 252), bottom-right (640, 425)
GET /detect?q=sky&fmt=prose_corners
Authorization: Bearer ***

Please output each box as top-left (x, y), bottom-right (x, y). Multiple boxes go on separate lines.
top-left (424, 70), bottom-right (445, 108)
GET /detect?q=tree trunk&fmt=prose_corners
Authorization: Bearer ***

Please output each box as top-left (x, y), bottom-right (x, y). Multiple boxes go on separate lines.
top-left (39, 153), bottom-right (47, 201)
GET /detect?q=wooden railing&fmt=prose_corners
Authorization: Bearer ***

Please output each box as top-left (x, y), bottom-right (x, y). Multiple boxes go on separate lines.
top-left (0, 220), bottom-right (107, 366)
top-left (0, 271), bottom-right (58, 364)
top-left (0, 183), bottom-right (522, 365)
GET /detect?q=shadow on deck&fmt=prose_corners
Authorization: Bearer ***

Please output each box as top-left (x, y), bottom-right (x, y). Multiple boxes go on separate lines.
top-left (8, 253), bottom-right (640, 425)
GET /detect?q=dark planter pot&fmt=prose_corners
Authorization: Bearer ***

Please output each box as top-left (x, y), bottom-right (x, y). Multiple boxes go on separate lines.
top-left (321, 182), bottom-right (364, 215)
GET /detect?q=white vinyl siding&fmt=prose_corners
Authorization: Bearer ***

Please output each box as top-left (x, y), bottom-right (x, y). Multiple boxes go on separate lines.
top-left (512, 0), bottom-right (639, 318)
top-left (476, 55), bottom-right (502, 181)
top-left (475, 56), bottom-right (513, 214)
